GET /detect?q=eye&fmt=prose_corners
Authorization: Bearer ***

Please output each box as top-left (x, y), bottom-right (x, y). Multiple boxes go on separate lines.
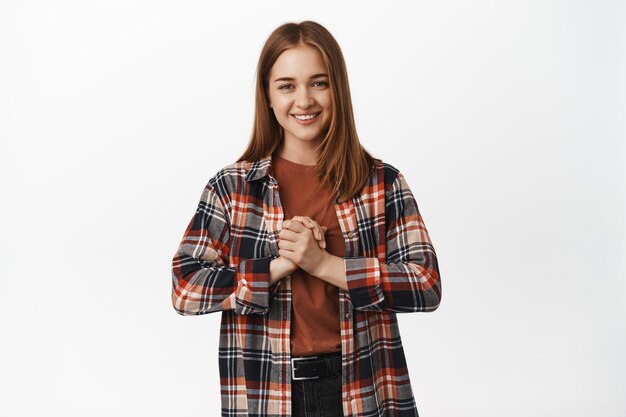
top-left (278, 81), bottom-right (328, 91)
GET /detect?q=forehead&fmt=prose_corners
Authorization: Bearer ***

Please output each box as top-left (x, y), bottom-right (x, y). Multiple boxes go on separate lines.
top-left (270, 44), bottom-right (327, 79)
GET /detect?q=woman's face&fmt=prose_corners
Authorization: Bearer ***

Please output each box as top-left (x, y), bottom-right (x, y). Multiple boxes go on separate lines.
top-left (267, 44), bottom-right (333, 149)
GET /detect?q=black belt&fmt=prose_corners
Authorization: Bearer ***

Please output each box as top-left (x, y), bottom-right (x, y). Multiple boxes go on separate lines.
top-left (291, 351), bottom-right (342, 381)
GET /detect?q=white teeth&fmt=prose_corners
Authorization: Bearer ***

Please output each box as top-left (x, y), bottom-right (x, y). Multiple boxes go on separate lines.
top-left (294, 113), bottom-right (319, 120)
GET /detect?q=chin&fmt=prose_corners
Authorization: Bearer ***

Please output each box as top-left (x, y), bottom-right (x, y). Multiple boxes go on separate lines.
top-left (305, 131), bottom-right (326, 140)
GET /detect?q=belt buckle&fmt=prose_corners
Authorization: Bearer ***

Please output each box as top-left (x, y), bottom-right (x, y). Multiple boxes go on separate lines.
top-left (291, 356), bottom-right (320, 381)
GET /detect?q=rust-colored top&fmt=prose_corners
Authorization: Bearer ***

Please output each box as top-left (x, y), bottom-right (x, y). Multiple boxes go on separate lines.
top-left (272, 154), bottom-right (344, 356)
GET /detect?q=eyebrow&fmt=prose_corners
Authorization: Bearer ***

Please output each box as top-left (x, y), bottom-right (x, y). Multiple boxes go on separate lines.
top-left (273, 73), bottom-right (329, 83)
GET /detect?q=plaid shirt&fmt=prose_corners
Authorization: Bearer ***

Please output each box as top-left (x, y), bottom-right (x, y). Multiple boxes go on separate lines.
top-left (171, 155), bottom-right (442, 417)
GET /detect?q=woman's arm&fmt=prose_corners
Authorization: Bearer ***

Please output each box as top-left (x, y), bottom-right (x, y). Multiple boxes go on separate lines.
top-left (171, 181), bottom-right (282, 316)
top-left (340, 170), bottom-right (442, 313)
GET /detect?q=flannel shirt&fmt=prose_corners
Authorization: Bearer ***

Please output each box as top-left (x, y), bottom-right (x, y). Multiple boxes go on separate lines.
top-left (171, 155), bottom-right (442, 417)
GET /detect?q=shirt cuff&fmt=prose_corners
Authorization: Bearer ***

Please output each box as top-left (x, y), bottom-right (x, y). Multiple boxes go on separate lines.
top-left (234, 256), bottom-right (275, 315)
top-left (343, 256), bottom-right (387, 310)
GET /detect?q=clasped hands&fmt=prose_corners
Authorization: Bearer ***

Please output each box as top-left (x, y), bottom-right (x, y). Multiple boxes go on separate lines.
top-left (270, 215), bottom-right (330, 284)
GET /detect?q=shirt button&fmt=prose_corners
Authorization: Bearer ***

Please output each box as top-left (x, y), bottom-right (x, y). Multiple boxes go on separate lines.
top-left (348, 231), bottom-right (357, 238)
top-left (345, 312), bottom-right (352, 319)
top-left (346, 395), bottom-right (353, 401)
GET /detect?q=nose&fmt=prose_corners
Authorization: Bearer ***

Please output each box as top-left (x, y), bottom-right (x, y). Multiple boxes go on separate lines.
top-left (295, 87), bottom-right (314, 109)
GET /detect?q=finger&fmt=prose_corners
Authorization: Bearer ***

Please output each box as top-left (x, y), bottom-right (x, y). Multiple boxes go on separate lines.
top-left (279, 228), bottom-right (299, 242)
top-left (277, 239), bottom-right (297, 251)
top-left (306, 220), bottom-right (325, 246)
top-left (292, 215), bottom-right (313, 226)
top-left (283, 217), bottom-right (307, 232)
top-left (305, 224), bottom-right (319, 242)
top-left (289, 217), bottom-right (323, 246)
top-left (307, 219), bottom-right (324, 241)
top-left (278, 248), bottom-right (296, 262)
top-left (309, 222), bottom-right (327, 248)
top-left (291, 216), bottom-right (316, 235)
top-left (294, 216), bottom-right (323, 241)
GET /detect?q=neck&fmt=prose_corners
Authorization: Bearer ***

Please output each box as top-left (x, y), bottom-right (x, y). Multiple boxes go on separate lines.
top-left (276, 139), bottom-right (319, 166)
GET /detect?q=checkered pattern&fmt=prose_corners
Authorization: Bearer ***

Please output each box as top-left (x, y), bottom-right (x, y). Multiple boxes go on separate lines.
top-left (171, 155), bottom-right (442, 416)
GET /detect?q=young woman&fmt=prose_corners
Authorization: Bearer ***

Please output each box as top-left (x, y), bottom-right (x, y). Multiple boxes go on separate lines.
top-left (171, 20), bottom-right (442, 417)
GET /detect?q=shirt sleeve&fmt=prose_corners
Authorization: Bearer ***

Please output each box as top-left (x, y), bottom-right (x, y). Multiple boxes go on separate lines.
top-left (171, 181), bottom-right (281, 316)
top-left (343, 170), bottom-right (442, 313)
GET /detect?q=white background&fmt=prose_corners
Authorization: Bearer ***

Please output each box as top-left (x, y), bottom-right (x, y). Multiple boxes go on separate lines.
top-left (1, 1), bottom-right (624, 416)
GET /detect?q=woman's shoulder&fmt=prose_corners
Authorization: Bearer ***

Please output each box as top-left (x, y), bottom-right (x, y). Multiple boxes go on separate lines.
top-left (371, 157), bottom-right (402, 189)
top-left (211, 160), bottom-right (254, 180)
top-left (205, 158), bottom-right (270, 195)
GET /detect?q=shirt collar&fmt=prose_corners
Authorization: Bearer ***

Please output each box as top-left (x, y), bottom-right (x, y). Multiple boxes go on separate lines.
top-left (245, 154), bottom-right (350, 204)
top-left (245, 155), bottom-right (274, 182)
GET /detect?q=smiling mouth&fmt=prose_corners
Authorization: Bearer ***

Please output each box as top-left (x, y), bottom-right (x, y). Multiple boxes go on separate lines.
top-left (291, 112), bottom-right (321, 122)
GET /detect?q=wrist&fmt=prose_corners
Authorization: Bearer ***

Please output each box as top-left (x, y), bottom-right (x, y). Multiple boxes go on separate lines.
top-left (312, 251), bottom-right (333, 279)
top-left (314, 252), bottom-right (348, 291)
top-left (269, 257), bottom-right (293, 284)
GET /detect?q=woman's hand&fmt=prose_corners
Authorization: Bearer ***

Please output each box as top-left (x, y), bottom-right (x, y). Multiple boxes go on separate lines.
top-left (270, 216), bottom-right (328, 284)
top-left (278, 218), bottom-right (329, 277)
top-left (289, 216), bottom-right (327, 249)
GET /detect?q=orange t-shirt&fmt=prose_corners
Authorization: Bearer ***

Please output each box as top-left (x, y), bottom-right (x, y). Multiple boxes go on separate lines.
top-left (272, 154), bottom-right (345, 356)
